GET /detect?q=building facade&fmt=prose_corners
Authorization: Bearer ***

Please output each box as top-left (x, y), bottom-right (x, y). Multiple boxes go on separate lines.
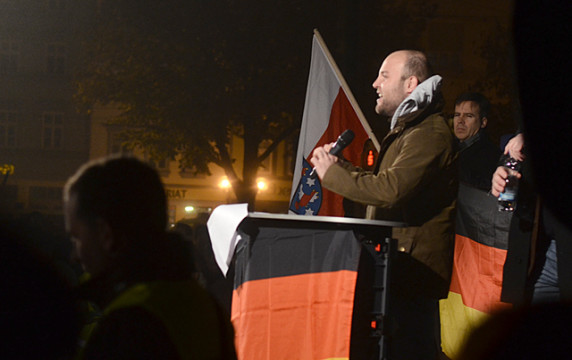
top-left (0, 0), bottom-right (92, 216)
top-left (0, 0), bottom-right (293, 223)
top-left (89, 104), bottom-right (294, 224)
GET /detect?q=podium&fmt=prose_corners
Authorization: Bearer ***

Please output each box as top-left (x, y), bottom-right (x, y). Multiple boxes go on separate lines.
top-left (229, 213), bottom-right (403, 360)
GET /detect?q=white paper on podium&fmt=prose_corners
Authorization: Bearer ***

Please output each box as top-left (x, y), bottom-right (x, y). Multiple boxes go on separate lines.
top-left (206, 203), bottom-right (248, 276)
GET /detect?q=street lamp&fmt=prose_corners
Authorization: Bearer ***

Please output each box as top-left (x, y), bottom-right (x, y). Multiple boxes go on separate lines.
top-left (219, 177), bottom-right (231, 189)
top-left (219, 177), bottom-right (232, 203)
top-left (257, 179), bottom-right (267, 191)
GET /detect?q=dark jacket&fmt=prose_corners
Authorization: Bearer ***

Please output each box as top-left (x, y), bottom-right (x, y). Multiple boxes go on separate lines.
top-left (458, 130), bottom-right (501, 191)
top-left (323, 93), bottom-right (458, 299)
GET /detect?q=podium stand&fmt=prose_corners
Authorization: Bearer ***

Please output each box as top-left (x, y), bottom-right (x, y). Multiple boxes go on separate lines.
top-left (229, 213), bottom-right (402, 360)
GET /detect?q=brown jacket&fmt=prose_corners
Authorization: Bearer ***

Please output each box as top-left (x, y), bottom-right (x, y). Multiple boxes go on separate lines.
top-left (323, 100), bottom-right (458, 298)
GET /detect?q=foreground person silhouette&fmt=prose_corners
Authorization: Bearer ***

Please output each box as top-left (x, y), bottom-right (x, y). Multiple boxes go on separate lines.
top-left (66, 156), bottom-right (236, 360)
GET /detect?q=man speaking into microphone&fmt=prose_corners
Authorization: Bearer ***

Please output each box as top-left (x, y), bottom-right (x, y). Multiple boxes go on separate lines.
top-left (311, 50), bottom-right (457, 360)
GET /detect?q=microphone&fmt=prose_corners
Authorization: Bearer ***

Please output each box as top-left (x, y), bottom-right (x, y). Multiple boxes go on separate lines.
top-left (310, 129), bottom-right (355, 178)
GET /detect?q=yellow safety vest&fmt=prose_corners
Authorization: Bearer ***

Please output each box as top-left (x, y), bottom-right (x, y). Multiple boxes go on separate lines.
top-left (85, 280), bottom-right (233, 360)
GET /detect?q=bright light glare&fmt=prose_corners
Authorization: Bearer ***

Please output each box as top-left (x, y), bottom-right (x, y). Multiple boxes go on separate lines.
top-left (220, 178), bottom-right (231, 189)
top-left (184, 206), bottom-right (195, 213)
top-left (257, 180), bottom-right (267, 191)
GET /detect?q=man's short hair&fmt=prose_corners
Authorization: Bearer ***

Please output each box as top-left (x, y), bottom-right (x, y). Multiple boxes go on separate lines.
top-left (401, 50), bottom-right (433, 83)
top-left (64, 155), bottom-right (167, 241)
top-left (455, 92), bottom-right (491, 120)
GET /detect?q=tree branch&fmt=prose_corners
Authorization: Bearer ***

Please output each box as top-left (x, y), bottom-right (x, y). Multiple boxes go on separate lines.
top-left (257, 123), bottom-right (299, 163)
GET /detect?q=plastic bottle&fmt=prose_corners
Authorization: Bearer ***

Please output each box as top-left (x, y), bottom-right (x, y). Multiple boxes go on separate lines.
top-left (498, 156), bottom-right (521, 212)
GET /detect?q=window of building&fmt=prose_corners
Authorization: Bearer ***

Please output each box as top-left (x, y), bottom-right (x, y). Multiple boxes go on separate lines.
top-left (257, 138), bottom-right (296, 178)
top-left (42, 112), bottom-right (63, 149)
top-left (0, 41), bottom-right (19, 75)
top-left (108, 131), bottom-right (132, 155)
top-left (145, 155), bottom-right (170, 176)
top-left (179, 165), bottom-right (206, 179)
top-left (0, 111), bottom-right (17, 148)
top-left (46, 43), bottom-right (66, 74)
top-left (156, 158), bottom-right (169, 172)
top-left (141, 145), bottom-right (170, 174)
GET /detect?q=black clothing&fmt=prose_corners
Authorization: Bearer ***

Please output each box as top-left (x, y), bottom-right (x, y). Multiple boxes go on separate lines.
top-left (458, 130), bottom-right (501, 191)
top-left (500, 143), bottom-right (538, 305)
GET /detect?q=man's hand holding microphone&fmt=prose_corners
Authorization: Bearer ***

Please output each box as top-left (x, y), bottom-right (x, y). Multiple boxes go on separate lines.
top-left (310, 129), bottom-right (354, 179)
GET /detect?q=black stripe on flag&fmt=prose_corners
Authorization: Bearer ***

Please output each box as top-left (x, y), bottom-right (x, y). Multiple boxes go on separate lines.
top-left (233, 227), bottom-right (361, 289)
top-left (456, 183), bottom-right (512, 250)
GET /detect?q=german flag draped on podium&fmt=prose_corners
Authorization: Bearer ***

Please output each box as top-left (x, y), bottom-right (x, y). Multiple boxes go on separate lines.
top-left (289, 30), bottom-right (378, 217)
top-left (231, 224), bottom-right (363, 360)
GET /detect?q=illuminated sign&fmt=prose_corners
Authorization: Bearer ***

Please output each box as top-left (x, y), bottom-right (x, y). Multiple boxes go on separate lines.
top-left (165, 188), bottom-right (188, 200)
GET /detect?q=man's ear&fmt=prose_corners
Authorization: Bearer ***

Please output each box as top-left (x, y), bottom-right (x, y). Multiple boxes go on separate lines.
top-left (481, 117), bottom-right (488, 128)
top-left (405, 76), bottom-right (419, 94)
top-left (95, 218), bottom-right (115, 253)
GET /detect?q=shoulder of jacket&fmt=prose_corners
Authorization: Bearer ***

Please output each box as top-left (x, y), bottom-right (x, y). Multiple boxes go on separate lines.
top-left (404, 112), bottom-right (448, 134)
top-left (401, 113), bottom-right (456, 148)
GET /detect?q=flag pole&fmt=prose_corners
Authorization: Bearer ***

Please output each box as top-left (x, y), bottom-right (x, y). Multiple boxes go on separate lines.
top-left (313, 29), bottom-right (380, 151)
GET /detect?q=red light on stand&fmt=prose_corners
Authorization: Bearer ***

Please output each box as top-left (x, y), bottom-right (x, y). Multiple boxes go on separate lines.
top-left (367, 150), bottom-right (374, 167)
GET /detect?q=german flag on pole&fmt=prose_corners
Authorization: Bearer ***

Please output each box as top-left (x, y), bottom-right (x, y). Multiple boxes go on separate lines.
top-left (440, 183), bottom-right (513, 358)
top-left (231, 224), bottom-right (362, 360)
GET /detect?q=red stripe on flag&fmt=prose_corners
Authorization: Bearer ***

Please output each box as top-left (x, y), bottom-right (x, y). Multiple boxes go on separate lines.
top-left (312, 88), bottom-right (371, 216)
top-left (449, 234), bottom-right (512, 313)
top-left (231, 270), bottom-right (357, 360)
